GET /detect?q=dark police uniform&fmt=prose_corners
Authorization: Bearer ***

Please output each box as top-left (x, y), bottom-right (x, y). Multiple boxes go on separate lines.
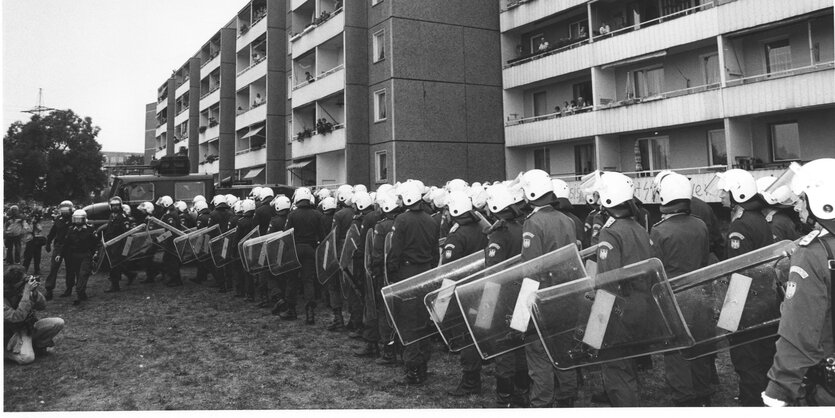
top-left (726, 203), bottom-right (774, 406)
top-left (234, 211), bottom-right (256, 297)
top-left (104, 211), bottom-right (132, 291)
top-left (650, 213), bottom-right (712, 406)
top-left (210, 206), bottom-right (234, 291)
top-left (357, 208), bottom-right (383, 347)
top-left (330, 205), bottom-right (354, 315)
top-left (387, 207), bottom-right (439, 383)
top-left (765, 229), bottom-right (835, 405)
top-left (254, 196), bottom-right (275, 235)
top-left (597, 215), bottom-right (652, 407)
top-left (284, 201), bottom-right (325, 316)
top-left (690, 197), bottom-right (725, 262)
top-left (64, 221), bottom-right (97, 302)
top-left (371, 211), bottom-right (398, 362)
top-left (764, 208), bottom-right (802, 242)
top-left (44, 214), bottom-right (71, 296)
top-left (443, 214), bottom-right (489, 396)
top-left (161, 210), bottom-right (183, 286)
top-left (522, 205), bottom-right (578, 407)
top-left (192, 208), bottom-right (213, 284)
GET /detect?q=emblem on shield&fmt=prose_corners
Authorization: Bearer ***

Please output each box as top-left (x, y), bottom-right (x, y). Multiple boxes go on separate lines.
top-left (785, 281), bottom-right (797, 299)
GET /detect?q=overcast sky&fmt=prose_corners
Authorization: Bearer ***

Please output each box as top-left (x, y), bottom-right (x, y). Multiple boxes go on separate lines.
top-left (3, 0), bottom-right (248, 153)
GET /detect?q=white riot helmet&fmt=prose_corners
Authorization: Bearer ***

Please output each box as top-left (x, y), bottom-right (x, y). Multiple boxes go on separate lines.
top-left (597, 172), bottom-right (635, 208)
top-left (791, 158), bottom-right (835, 222)
top-left (194, 201), bottom-right (209, 212)
top-left (353, 191), bottom-right (373, 211)
top-left (158, 195), bottom-right (174, 208)
top-left (294, 187), bottom-right (313, 205)
top-left (431, 188), bottom-right (448, 208)
top-left (399, 181), bottom-right (423, 207)
top-left (249, 187), bottom-right (263, 201)
top-left (233, 201), bottom-right (244, 215)
top-left (316, 188), bottom-right (331, 201)
top-left (273, 195), bottom-right (291, 212)
top-left (378, 192), bottom-right (400, 214)
top-left (211, 195), bottom-right (227, 207)
top-left (192, 195), bottom-right (206, 204)
top-left (447, 179), bottom-right (468, 193)
top-left (138, 201), bottom-right (155, 215)
top-left (757, 174), bottom-right (798, 207)
top-left (71, 209), bottom-right (87, 225)
top-left (336, 185), bottom-right (353, 204)
top-left (353, 184), bottom-right (368, 194)
top-left (376, 184), bottom-right (393, 196)
top-left (320, 197), bottom-right (337, 212)
top-left (447, 191), bottom-right (473, 218)
top-left (551, 179), bottom-right (570, 199)
top-left (175, 201), bottom-right (187, 212)
top-left (59, 200), bottom-right (73, 215)
top-left (486, 183), bottom-right (523, 214)
top-left (520, 169), bottom-right (553, 202)
top-left (241, 199), bottom-right (256, 213)
top-left (259, 187), bottom-right (274, 201)
top-left (409, 180), bottom-right (426, 196)
top-left (226, 194), bottom-right (239, 207)
top-left (122, 204), bottom-right (131, 216)
top-left (471, 188), bottom-right (489, 210)
top-left (657, 172), bottom-right (692, 204)
top-left (716, 169), bottom-right (757, 203)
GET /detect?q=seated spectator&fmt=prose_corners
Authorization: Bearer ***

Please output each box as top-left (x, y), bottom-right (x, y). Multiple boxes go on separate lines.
top-left (334, 0), bottom-right (342, 10)
top-left (537, 39), bottom-right (550, 52)
top-left (577, 96), bottom-right (587, 108)
top-left (4, 265), bottom-right (64, 365)
top-left (564, 101), bottom-right (574, 115)
top-left (599, 21), bottom-right (611, 35)
top-left (554, 105), bottom-right (561, 116)
top-left (578, 26), bottom-right (587, 38)
top-left (305, 72), bottom-right (315, 83)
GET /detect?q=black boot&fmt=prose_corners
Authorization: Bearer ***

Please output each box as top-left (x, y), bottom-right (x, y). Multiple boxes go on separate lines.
top-left (401, 364), bottom-right (426, 385)
top-left (554, 397), bottom-right (576, 408)
top-left (305, 302), bottom-right (316, 325)
top-left (495, 377), bottom-right (514, 407)
top-left (354, 342), bottom-right (379, 358)
top-left (60, 288), bottom-right (73, 297)
top-left (376, 341), bottom-right (398, 365)
top-left (448, 371), bottom-right (481, 397)
top-left (512, 370), bottom-right (531, 407)
top-left (104, 286), bottom-right (120, 293)
top-left (280, 306), bottom-right (298, 320)
top-left (326, 309), bottom-right (345, 331)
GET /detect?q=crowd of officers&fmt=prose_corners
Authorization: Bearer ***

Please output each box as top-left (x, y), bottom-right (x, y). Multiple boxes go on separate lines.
top-left (37, 157), bottom-right (834, 408)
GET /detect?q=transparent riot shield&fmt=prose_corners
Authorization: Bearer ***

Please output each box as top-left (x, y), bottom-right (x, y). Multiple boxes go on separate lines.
top-left (315, 229), bottom-right (340, 285)
top-left (454, 244), bottom-right (587, 360)
top-left (146, 217), bottom-right (186, 256)
top-left (173, 233), bottom-right (198, 264)
top-left (104, 225), bottom-right (155, 268)
top-left (340, 224), bottom-right (362, 297)
top-left (383, 231), bottom-right (393, 285)
top-left (91, 237), bottom-right (107, 275)
top-left (236, 227), bottom-right (261, 272)
top-left (531, 258), bottom-right (695, 370)
top-left (209, 228), bottom-right (239, 268)
top-left (668, 240), bottom-right (795, 359)
top-left (363, 231), bottom-right (376, 319)
top-left (425, 254), bottom-right (523, 352)
top-left (382, 251), bottom-right (486, 346)
top-left (190, 225), bottom-right (220, 262)
top-left (265, 228), bottom-right (301, 276)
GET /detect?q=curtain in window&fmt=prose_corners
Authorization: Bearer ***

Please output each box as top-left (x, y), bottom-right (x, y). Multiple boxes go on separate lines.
top-left (704, 54), bottom-right (720, 85)
top-left (644, 68), bottom-right (664, 96)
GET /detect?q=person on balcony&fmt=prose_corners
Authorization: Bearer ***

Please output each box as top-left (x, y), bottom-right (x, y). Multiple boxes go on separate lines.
top-left (599, 21), bottom-right (611, 35)
top-left (305, 72), bottom-right (315, 83)
top-left (537, 39), bottom-right (550, 52)
top-left (578, 26), bottom-right (588, 39)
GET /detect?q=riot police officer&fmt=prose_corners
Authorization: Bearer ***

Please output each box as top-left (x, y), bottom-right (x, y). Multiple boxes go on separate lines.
top-left (284, 188), bottom-right (325, 323)
top-left (103, 197), bottom-right (132, 293)
top-left (255, 187), bottom-right (275, 235)
top-left (44, 200), bottom-right (73, 300)
top-left (208, 195), bottom-right (233, 291)
top-left (234, 199), bottom-right (257, 299)
top-left (158, 196), bottom-right (184, 287)
top-left (763, 158), bottom-right (835, 407)
top-left (64, 210), bottom-right (97, 305)
top-left (190, 200), bottom-right (213, 284)
top-left (757, 176), bottom-right (803, 242)
top-left (369, 191), bottom-right (400, 365)
top-left (352, 190), bottom-right (381, 349)
top-left (327, 185), bottom-right (354, 331)
top-left (265, 195), bottom-right (291, 311)
top-left (552, 179), bottom-right (586, 249)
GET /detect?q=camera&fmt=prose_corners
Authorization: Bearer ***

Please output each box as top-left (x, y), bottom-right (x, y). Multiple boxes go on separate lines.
top-left (27, 275), bottom-right (39, 289)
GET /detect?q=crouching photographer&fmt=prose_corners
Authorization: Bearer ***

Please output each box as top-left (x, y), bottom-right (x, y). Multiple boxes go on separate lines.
top-left (4, 265), bottom-right (64, 365)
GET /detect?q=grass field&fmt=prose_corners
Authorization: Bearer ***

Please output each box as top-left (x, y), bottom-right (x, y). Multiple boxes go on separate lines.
top-left (4, 221), bottom-right (741, 411)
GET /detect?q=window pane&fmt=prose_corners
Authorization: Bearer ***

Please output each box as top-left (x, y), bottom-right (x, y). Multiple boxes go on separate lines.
top-left (708, 130), bottom-right (727, 166)
top-left (377, 152), bottom-right (387, 180)
top-left (645, 68), bottom-right (664, 96)
top-left (376, 92), bottom-right (386, 120)
top-left (534, 148), bottom-right (550, 172)
top-left (704, 54), bottom-right (720, 85)
top-left (771, 123), bottom-right (800, 161)
top-left (175, 182), bottom-right (205, 201)
top-left (650, 139), bottom-right (669, 171)
top-left (766, 40), bottom-right (791, 73)
top-left (533, 92), bottom-right (548, 116)
top-left (125, 182), bottom-right (155, 202)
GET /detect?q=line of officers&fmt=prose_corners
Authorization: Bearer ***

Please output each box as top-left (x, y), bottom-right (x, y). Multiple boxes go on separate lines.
top-left (44, 158), bottom-right (833, 408)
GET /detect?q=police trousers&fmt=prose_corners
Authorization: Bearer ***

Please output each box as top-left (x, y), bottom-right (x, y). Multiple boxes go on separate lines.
top-left (526, 339), bottom-right (578, 406)
top-left (602, 358), bottom-right (639, 407)
top-left (287, 244), bottom-right (316, 307)
top-left (65, 252), bottom-right (92, 295)
top-left (44, 245), bottom-right (65, 290)
top-left (664, 351), bottom-right (713, 404)
top-left (361, 272), bottom-right (383, 343)
top-left (398, 262), bottom-right (433, 368)
top-left (730, 337), bottom-right (777, 406)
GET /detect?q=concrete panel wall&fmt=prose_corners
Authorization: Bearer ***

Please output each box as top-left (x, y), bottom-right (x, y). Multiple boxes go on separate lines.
top-left (218, 27), bottom-right (238, 183)
top-left (265, 0), bottom-right (288, 184)
top-left (144, 103), bottom-right (157, 164)
top-left (749, 107), bottom-right (835, 163)
top-left (393, 0), bottom-right (499, 31)
top-left (188, 57), bottom-right (201, 172)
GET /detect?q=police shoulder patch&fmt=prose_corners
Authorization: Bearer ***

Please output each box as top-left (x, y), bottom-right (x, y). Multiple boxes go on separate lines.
top-left (449, 223), bottom-right (460, 234)
top-left (798, 230), bottom-right (820, 247)
top-left (785, 281), bottom-right (797, 300)
top-left (603, 217), bottom-right (616, 228)
top-left (789, 265), bottom-right (809, 279)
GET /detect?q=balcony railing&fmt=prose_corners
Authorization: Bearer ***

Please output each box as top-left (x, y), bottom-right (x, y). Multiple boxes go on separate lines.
top-left (290, 7), bottom-right (343, 42)
top-left (293, 64), bottom-right (344, 90)
top-left (506, 105), bottom-right (592, 126)
top-left (200, 51), bottom-right (220, 68)
top-left (200, 85), bottom-right (220, 99)
top-left (236, 106), bottom-right (250, 116)
top-left (294, 122), bottom-right (344, 141)
top-left (591, 2), bottom-right (715, 42)
top-left (726, 61), bottom-right (835, 87)
top-left (237, 56), bottom-right (266, 77)
top-left (500, 0), bottom-right (533, 13)
top-left (505, 38), bottom-right (590, 68)
top-left (175, 106), bottom-right (189, 117)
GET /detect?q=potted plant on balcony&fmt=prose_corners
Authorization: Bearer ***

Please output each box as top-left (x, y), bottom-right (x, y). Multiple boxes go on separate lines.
top-left (206, 154), bottom-right (218, 163)
top-left (316, 118), bottom-right (334, 135)
top-left (199, 126), bottom-right (207, 134)
top-left (296, 127), bottom-right (314, 142)
top-left (209, 118), bottom-right (218, 128)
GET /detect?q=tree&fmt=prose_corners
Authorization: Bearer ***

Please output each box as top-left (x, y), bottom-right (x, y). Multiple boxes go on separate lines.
top-left (4, 110), bottom-right (106, 205)
top-left (121, 154), bottom-right (145, 166)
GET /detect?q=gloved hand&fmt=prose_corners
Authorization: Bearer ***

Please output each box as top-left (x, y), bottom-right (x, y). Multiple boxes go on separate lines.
top-left (761, 391), bottom-right (787, 407)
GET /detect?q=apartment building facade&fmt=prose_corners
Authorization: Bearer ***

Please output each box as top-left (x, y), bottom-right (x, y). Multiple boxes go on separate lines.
top-left (500, 0), bottom-right (835, 204)
top-left (145, 0), bottom-right (506, 188)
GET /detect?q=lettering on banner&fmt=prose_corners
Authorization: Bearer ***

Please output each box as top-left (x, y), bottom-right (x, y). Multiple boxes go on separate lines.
top-left (432, 279), bottom-right (457, 324)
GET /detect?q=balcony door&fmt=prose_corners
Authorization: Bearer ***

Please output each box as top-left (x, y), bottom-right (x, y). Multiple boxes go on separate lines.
top-left (635, 136), bottom-right (669, 173)
top-left (533, 91), bottom-right (548, 117)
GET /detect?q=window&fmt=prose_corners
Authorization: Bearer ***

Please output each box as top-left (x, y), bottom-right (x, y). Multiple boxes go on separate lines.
top-left (373, 30), bottom-right (385, 63)
top-left (374, 89), bottom-right (387, 122)
top-left (530, 33), bottom-right (545, 54)
top-left (765, 39), bottom-right (791, 74)
top-left (532, 91), bottom-right (548, 117)
top-left (635, 137), bottom-right (669, 172)
top-left (568, 20), bottom-right (588, 40)
top-left (533, 148), bottom-right (550, 173)
top-left (175, 181), bottom-right (206, 201)
top-left (122, 182), bottom-right (155, 202)
top-left (572, 81), bottom-right (592, 107)
top-left (770, 122), bottom-right (800, 162)
top-left (574, 144), bottom-right (596, 176)
top-left (375, 151), bottom-right (388, 182)
top-left (707, 129), bottom-right (727, 166)
top-left (631, 67), bottom-right (664, 98)
top-left (702, 53), bottom-right (720, 86)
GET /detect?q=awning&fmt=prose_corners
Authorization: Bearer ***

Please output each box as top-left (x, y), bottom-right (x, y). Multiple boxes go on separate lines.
top-left (243, 167), bottom-right (264, 179)
top-left (287, 160), bottom-right (312, 170)
top-left (240, 126), bottom-right (264, 139)
top-left (601, 51), bottom-right (666, 70)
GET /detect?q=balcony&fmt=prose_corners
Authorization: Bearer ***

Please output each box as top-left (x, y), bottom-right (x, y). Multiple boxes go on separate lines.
top-left (237, 14), bottom-right (267, 51)
top-left (505, 84), bottom-right (723, 146)
top-left (236, 56), bottom-right (267, 88)
top-left (292, 65), bottom-right (345, 108)
top-left (503, 44), bottom-right (593, 89)
top-left (198, 159), bottom-right (219, 175)
top-left (199, 125), bottom-right (219, 144)
top-left (291, 8), bottom-right (344, 59)
top-left (235, 102), bottom-right (267, 128)
top-left (717, 0), bottom-right (833, 34)
top-left (174, 107), bottom-right (190, 124)
top-left (291, 123), bottom-right (346, 159)
top-left (199, 87), bottom-right (220, 110)
top-left (290, 0), bottom-right (309, 12)
top-left (500, 0), bottom-right (587, 32)
top-left (723, 62), bottom-right (835, 118)
top-left (156, 99), bottom-right (167, 112)
top-left (200, 53), bottom-right (221, 78)
top-left (156, 124), bottom-right (167, 137)
top-left (235, 146), bottom-right (267, 169)
top-left (175, 79), bottom-right (191, 98)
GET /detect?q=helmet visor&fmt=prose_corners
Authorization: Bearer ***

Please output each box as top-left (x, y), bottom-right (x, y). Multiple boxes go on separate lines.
top-left (762, 162), bottom-right (801, 205)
